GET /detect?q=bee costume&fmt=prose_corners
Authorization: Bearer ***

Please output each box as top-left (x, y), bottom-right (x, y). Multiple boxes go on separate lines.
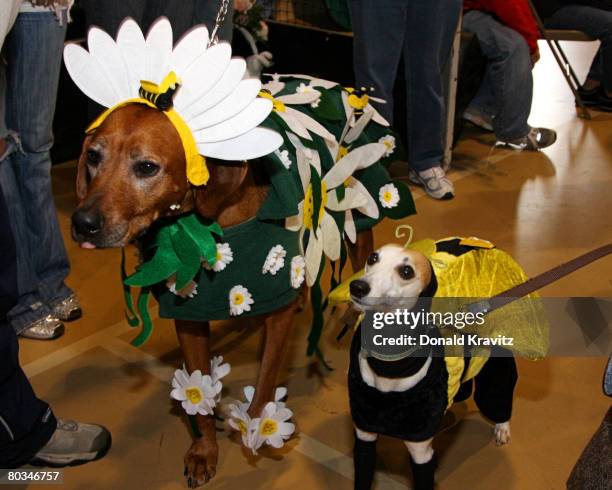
top-left (330, 236), bottom-right (549, 440)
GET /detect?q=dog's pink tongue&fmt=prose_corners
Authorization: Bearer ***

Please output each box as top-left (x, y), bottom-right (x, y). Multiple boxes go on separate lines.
top-left (81, 242), bottom-right (96, 249)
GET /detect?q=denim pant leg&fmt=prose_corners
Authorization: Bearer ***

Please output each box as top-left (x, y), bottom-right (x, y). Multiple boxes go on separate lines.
top-left (547, 6), bottom-right (612, 91)
top-left (463, 11), bottom-right (532, 141)
top-left (2, 13), bottom-right (71, 333)
top-left (348, 0), bottom-right (407, 124)
top-left (402, 0), bottom-right (461, 171)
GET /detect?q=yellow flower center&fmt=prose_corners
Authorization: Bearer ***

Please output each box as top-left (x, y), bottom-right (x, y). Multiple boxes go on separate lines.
top-left (233, 293), bottom-right (244, 305)
top-left (383, 140), bottom-right (393, 150)
top-left (336, 145), bottom-right (348, 161)
top-left (185, 387), bottom-right (203, 404)
top-left (383, 191), bottom-right (393, 202)
top-left (260, 418), bottom-right (278, 436)
top-left (303, 182), bottom-right (327, 230)
top-left (237, 420), bottom-right (247, 435)
top-left (259, 90), bottom-right (286, 113)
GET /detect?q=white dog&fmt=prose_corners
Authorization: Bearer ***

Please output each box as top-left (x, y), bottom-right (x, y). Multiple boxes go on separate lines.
top-left (348, 244), bottom-right (515, 490)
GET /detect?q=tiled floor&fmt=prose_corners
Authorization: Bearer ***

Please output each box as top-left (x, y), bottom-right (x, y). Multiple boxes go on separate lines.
top-left (20, 40), bottom-right (612, 489)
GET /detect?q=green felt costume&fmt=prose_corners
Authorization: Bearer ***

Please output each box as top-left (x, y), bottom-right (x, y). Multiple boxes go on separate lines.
top-left (125, 76), bottom-right (416, 352)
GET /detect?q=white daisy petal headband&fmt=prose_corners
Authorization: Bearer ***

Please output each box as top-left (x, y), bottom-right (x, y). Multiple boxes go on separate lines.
top-left (63, 17), bottom-right (283, 186)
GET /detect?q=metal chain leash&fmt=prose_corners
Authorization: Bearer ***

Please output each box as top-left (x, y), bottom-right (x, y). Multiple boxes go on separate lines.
top-left (209, 0), bottom-right (231, 46)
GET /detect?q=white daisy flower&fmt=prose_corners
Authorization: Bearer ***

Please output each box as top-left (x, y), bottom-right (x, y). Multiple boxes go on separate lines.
top-left (379, 183), bottom-right (400, 208)
top-left (229, 285), bottom-right (254, 316)
top-left (275, 149), bottom-right (292, 169)
top-left (228, 386), bottom-right (289, 451)
top-left (250, 401), bottom-right (295, 453)
top-left (204, 242), bottom-right (234, 272)
top-left (290, 256), bottom-right (306, 289)
top-left (296, 82), bottom-right (316, 94)
top-left (286, 134), bottom-right (386, 284)
top-left (378, 135), bottom-right (396, 157)
top-left (262, 244), bottom-right (287, 275)
top-left (170, 367), bottom-right (218, 416)
top-left (310, 99), bottom-right (321, 109)
top-left (63, 19), bottom-right (283, 187)
top-left (166, 277), bottom-right (198, 298)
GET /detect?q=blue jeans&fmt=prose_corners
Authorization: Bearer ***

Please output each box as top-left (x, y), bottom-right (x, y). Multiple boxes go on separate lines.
top-left (348, 0), bottom-right (461, 171)
top-left (463, 10), bottom-right (533, 141)
top-left (0, 12), bottom-right (72, 333)
top-left (547, 5), bottom-right (612, 92)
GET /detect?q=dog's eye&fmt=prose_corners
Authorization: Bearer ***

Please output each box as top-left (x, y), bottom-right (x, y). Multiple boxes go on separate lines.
top-left (86, 149), bottom-right (102, 166)
top-left (133, 161), bottom-right (160, 178)
top-left (398, 265), bottom-right (415, 280)
top-left (366, 252), bottom-right (379, 266)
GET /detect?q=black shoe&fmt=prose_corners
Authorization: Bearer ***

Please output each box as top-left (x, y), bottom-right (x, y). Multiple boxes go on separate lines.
top-left (576, 86), bottom-right (600, 107)
top-left (597, 89), bottom-right (612, 112)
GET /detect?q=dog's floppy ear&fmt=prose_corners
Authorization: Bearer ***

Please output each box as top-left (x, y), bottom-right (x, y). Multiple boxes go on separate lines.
top-left (192, 160), bottom-right (250, 219)
top-left (75, 135), bottom-right (92, 202)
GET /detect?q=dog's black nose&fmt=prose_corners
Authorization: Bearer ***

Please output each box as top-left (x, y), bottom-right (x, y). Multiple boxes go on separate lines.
top-left (72, 208), bottom-right (104, 238)
top-left (350, 279), bottom-right (370, 299)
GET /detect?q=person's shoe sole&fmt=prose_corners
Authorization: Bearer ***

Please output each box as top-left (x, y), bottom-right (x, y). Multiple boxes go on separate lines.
top-left (29, 432), bottom-right (112, 468)
top-left (408, 173), bottom-right (455, 200)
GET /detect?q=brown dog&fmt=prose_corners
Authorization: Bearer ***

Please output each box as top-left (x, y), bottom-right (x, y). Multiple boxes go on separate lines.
top-left (71, 103), bottom-right (373, 487)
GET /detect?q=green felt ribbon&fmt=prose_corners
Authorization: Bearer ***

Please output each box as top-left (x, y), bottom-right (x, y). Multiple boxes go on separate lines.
top-left (122, 215), bottom-right (223, 346)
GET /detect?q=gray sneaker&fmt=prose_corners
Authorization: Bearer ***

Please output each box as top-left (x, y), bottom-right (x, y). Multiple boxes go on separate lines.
top-left (408, 166), bottom-right (455, 200)
top-left (51, 294), bottom-right (82, 322)
top-left (30, 419), bottom-right (111, 467)
top-left (20, 315), bottom-right (64, 340)
top-left (499, 127), bottom-right (557, 151)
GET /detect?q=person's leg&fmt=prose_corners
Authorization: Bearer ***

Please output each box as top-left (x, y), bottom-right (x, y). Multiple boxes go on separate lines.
top-left (547, 5), bottom-right (612, 109)
top-left (463, 10), bottom-right (532, 142)
top-left (3, 12), bottom-right (71, 333)
top-left (402, 0), bottom-right (460, 200)
top-left (403, 0), bottom-right (460, 171)
top-left (0, 185), bottom-right (57, 468)
top-left (348, 0), bottom-right (407, 124)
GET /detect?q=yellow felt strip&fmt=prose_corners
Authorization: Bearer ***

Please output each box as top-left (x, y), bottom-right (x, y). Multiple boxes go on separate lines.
top-left (85, 98), bottom-right (209, 186)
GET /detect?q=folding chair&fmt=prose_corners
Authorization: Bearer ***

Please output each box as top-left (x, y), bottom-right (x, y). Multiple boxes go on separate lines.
top-left (528, 0), bottom-right (596, 120)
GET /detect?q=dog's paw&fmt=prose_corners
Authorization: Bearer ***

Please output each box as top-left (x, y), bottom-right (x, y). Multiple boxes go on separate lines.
top-left (184, 437), bottom-right (218, 488)
top-left (493, 422), bottom-right (511, 446)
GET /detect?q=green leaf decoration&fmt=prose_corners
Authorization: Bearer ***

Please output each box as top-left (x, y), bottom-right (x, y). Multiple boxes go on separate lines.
top-left (171, 227), bottom-right (202, 290)
top-left (124, 231), bottom-right (181, 287)
top-left (179, 214), bottom-right (221, 266)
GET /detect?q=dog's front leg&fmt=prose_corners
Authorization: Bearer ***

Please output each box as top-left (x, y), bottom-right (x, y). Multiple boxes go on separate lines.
top-left (247, 299), bottom-right (298, 417)
top-left (353, 427), bottom-right (378, 490)
top-left (175, 320), bottom-right (218, 488)
top-left (405, 439), bottom-right (436, 490)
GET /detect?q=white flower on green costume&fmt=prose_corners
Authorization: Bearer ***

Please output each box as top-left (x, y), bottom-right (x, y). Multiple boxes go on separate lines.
top-left (379, 183), bottom-right (400, 208)
top-left (323, 141), bottom-right (386, 244)
top-left (275, 149), bottom-right (292, 169)
top-left (260, 75), bottom-right (335, 142)
top-left (378, 135), bottom-right (396, 157)
top-left (290, 255), bottom-right (306, 289)
top-left (286, 134), bottom-right (387, 285)
top-left (170, 367), bottom-right (218, 416)
top-left (250, 401), bottom-right (295, 453)
top-left (204, 242), bottom-right (233, 272)
top-left (228, 386), bottom-right (289, 451)
top-left (229, 285), bottom-right (254, 316)
top-left (262, 244), bottom-right (287, 275)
